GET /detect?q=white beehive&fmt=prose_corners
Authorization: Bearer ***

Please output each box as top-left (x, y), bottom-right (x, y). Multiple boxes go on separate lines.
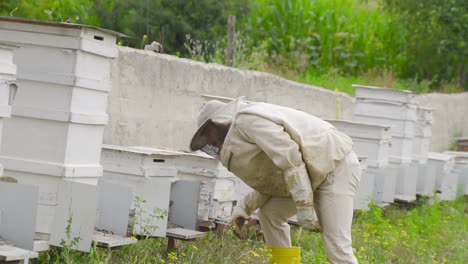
top-left (392, 162), bottom-right (418, 202)
top-left (327, 119), bottom-right (391, 168)
top-left (100, 145), bottom-right (176, 237)
top-left (0, 18), bottom-right (124, 237)
top-left (101, 145), bottom-right (223, 230)
top-left (0, 17), bottom-right (124, 174)
top-left (443, 151), bottom-right (468, 196)
top-left (370, 167), bottom-right (396, 204)
top-left (132, 146), bottom-right (221, 224)
top-left (428, 152), bottom-right (457, 201)
top-left (415, 162), bottom-right (436, 196)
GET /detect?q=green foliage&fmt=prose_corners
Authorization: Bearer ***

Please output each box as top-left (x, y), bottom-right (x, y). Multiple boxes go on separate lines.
top-left (32, 197), bottom-right (467, 263)
top-left (383, 0), bottom-right (468, 90)
top-left (133, 195), bottom-right (168, 239)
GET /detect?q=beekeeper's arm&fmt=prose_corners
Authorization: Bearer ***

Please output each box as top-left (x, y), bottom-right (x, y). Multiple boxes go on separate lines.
top-left (231, 190), bottom-right (270, 227)
top-left (235, 114), bottom-right (321, 232)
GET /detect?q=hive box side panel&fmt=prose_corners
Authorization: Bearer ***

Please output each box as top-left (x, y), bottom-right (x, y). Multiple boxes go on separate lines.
top-left (0, 182), bottom-right (38, 251)
top-left (49, 181), bottom-right (98, 252)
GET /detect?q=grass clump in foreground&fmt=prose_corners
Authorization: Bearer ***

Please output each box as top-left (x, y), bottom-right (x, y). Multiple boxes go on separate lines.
top-left (33, 196), bottom-right (467, 264)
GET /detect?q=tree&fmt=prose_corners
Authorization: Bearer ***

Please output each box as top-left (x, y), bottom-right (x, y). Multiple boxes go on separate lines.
top-left (383, 0), bottom-right (468, 90)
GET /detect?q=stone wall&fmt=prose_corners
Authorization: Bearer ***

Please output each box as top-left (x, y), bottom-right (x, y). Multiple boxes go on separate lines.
top-left (104, 47), bottom-right (355, 150)
top-left (104, 46), bottom-right (468, 152)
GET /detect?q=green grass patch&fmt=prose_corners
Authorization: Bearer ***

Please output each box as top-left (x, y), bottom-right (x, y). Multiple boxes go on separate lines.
top-left (32, 196), bottom-right (467, 263)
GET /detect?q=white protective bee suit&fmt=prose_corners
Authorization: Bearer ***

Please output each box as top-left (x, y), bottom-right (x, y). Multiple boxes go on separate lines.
top-left (191, 98), bottom-right (361, 264)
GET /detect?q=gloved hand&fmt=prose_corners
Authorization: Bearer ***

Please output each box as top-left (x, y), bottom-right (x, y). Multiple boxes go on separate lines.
top-left (297, 207), bottom-right (322, 232)
top-left (231, 205), bottom-right (250, 229)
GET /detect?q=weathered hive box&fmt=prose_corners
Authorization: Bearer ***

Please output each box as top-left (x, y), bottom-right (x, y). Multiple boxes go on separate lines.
top-left (443, 151), bottom-right (468, 196)
top-left (428, 152), bottom-right (457, 201)
top-left (327, 119), bottom-right (391, 168)
top-left (131, 146), bottom-right (222, 224)
top-left (354, 156), bottom-right (374, 210)
top-left (0, 43), bottom-right (17, 176)
top-left (352, 85), bottom-right (417, 164)
top-left (100, 145), bottom-right (176, 237)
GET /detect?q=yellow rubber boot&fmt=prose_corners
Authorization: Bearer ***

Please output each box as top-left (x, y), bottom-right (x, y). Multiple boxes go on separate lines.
top-left (267, 246), bottom-right (301, 264)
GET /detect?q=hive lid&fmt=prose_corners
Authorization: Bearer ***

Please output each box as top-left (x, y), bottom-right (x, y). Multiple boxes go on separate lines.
top-left (102, 144), bottom-right (215, 160)
top-left (353, 84), bottom-right (415, 104)
top-left (0, 16), bottom-right (128, 38)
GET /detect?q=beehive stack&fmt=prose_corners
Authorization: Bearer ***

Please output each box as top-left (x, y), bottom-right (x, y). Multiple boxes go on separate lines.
top-left (327, 119), bottom-right (393, 208)
top-left (0, 17), bottom-right (123, 241)
top-left (353, 85), bottom-right (418, 202)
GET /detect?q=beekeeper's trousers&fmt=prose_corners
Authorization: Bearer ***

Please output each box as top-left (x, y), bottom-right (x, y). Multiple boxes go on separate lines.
top-left (257, 151), bottom-right (361, 264)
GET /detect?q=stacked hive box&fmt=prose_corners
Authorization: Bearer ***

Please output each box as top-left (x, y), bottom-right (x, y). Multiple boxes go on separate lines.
top-left (0, 17), bottom-right (123, 235)
top-left (100, 145), bottom-right (176, 237)
top-left (427, 152), bottom-right (457, 201)
top-left (353, 85), bottom-right (418, 202)
top-left (443, 151), bottom-right (468, 196)
top-left (327, 119), bottom-right (393, 207)
top-left (413, 107), bottom-right (435, 195)
top-left (0, 43), bottom-right (17, 177)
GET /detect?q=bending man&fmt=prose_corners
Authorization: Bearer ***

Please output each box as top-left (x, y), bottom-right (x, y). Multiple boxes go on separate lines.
top-left (190, 98), bottom-right (361, 263)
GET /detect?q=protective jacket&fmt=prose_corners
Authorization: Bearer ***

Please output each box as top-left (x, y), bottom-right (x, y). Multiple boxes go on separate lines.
top-left (218, 102), bottom-right (353, 215)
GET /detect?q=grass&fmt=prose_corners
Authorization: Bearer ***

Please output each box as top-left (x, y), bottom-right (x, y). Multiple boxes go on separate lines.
top-left (32, 196), bottom-right (467, 264)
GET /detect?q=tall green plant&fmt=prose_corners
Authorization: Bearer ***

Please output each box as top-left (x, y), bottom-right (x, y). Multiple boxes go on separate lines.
top-left (243, 0), bottom-right (405, 75)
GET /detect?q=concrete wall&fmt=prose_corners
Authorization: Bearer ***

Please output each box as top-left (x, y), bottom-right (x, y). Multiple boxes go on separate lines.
top-left (104, 46), bottom-right (468, 152)
top-left (104, 47), bottom-right (355, 150)
top-left (415, 93), bottom-right (468, 152)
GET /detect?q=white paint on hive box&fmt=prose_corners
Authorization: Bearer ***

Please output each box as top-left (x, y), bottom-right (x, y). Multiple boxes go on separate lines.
top-left (327, 119), bottom-right (391, 168)
top-left (353, 84), bottom-right (415, 104)
top-left (0, 182), bottom-right (38, 251)
top-left (49, 181), bottom-right (98, 253)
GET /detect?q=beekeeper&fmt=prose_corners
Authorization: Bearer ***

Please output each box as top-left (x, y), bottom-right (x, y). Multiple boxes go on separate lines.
top-left (190, 98), bottom-right (361, 263)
